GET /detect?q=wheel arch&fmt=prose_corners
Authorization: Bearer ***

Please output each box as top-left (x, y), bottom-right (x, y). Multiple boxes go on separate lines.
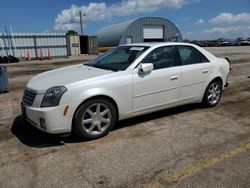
top-left (210, 76), bottom-right (223, 85)
top-left (71, 95), bottom-right (119, 131)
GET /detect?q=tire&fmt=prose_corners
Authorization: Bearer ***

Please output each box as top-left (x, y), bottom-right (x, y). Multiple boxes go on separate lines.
top-left (202, 80), bottom-right (222, 107)
top-left (74, 98), bottom-right (116, 140)
top-left (8, 55), bottom-right (15, 63)
top-left (14, 57), bottom-right (20, 63)
top-left (0, 56), bottom-right (4, 64)
top-left (3, 56), bottom-right (9, 63)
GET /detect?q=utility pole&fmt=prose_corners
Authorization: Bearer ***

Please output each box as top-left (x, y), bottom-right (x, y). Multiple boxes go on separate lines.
top-left (79, 11), bottom-right (83, 35)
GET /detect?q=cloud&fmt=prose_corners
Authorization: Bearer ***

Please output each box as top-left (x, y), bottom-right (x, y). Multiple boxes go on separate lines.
top-left (203, 26), bottom-right (250, 38)
top-left (209, 12), bottom-right (250, 24)
top-left (54, 0), bottom-right (199, 31)
top-left (195, 19), bottom-right (205, 25)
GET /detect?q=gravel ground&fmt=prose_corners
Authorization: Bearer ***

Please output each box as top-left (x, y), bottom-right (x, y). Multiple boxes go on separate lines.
top-left (0, 46), bottom-right (250, 188)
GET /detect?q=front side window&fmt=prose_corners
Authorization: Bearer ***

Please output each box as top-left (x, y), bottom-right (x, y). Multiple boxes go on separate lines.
top-left (178, 46), bottom-right (209, 65)
top-left (87, 46), bottom-right (149, 71)
top-left (141, 46), bottom-right (180, 70)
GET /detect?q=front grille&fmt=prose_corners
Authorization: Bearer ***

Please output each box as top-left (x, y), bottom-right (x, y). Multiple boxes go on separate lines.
top-left (22, 88), bottom-right (37, 106)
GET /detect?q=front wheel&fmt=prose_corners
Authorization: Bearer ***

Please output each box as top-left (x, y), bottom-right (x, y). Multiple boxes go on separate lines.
top-left (203, 80), bottom-right (222, 107)
top-left (74, 99), bottom-right (116, 140)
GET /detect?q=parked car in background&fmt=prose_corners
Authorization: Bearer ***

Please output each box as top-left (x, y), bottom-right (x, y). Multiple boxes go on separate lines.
top-left (236, 38), bottom-right (248, 46)
top-left (247, 38), bottom-right (250, 45)
top-left (217, 38), bottom-right (233, 46)
top-left (21, 42), bottom-right (231, 140)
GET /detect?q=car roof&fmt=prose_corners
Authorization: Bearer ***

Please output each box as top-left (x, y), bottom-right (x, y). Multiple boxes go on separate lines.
top-left (121, 42), bottom-right (198, 48)
top-left (123, 42), bottom-right (217, 70)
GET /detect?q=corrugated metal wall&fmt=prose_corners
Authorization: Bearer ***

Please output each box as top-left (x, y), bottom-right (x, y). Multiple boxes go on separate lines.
top-left (66, 35), bottom-right (80, 56)
top-left (0, 32), bottom-right (67, 59)
top-left (97, 20), bottom-right (134, 47)
top-left (87, 36), bottom-right (98, 55)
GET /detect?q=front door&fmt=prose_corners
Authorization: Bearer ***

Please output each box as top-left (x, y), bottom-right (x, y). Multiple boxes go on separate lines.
top-left (132, 46), bottom-right (181, 114)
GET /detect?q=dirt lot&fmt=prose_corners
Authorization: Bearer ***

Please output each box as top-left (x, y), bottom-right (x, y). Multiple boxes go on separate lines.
top-left (0, 46), bottom-right (250, 188)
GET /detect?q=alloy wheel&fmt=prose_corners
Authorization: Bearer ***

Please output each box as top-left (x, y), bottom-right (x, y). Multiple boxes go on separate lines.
top-left (207, 82), bottom-right (221, 105)
top-left (81, 103), bottom-right (111, 135)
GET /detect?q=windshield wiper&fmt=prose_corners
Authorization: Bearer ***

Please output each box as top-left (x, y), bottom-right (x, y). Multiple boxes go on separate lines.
top-left (90, 64), bottom-right (118, 72)
top-left (84, 63), bottom-right (92, 67)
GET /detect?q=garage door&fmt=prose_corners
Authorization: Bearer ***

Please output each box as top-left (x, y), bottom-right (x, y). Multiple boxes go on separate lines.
top-left (143, 25), bottom-right (164, 39)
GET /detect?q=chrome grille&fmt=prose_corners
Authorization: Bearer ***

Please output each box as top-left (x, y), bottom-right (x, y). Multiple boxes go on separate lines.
top-left (22, 88), bottom-right (37, 106)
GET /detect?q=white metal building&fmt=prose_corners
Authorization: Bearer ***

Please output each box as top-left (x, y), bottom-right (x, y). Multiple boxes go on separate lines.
top-left (97, 17), bottom-right (182, 47)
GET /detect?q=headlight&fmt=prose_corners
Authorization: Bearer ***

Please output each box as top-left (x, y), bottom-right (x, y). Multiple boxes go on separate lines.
top-left (41, 86), bottom-right (67, 107)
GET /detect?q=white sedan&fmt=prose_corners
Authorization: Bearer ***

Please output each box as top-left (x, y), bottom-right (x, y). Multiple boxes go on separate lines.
top-left (21, 43), bottom-right (230, 140)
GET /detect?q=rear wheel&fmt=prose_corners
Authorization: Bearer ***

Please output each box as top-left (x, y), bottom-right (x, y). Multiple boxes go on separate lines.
top-left (74, 99), bottom-right (116, 140)
top-left (203, 80), bottom-right (222, 107)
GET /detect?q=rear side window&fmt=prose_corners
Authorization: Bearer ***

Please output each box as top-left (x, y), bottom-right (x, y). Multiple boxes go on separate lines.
top-left (178, 46), bottom-right (209, 65)
top-left (141, 46), bottom-right (180, 70)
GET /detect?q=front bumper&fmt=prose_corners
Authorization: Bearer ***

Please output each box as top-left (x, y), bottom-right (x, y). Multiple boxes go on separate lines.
top-left (21, 102), bottom-right (73, 134)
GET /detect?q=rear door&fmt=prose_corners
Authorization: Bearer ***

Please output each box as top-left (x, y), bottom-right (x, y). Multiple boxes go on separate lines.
top-left (177, 45), bottom-right (213, 102)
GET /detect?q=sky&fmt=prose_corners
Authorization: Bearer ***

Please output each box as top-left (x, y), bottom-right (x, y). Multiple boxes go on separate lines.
top-left (0, 0), bottom-right (249, 40)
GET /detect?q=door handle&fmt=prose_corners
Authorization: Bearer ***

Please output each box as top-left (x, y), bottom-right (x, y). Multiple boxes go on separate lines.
top-left (170, 76), bottom-right (178, 80)
top-left (202, 70), bottom-right (208, 74)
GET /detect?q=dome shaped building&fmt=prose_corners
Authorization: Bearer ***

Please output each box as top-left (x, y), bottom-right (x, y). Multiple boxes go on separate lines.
top-left (97, 17), bottom-right (182, 47)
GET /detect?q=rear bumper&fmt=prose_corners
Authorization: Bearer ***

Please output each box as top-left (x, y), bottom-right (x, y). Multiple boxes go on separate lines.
top-left (224, 57), bottom-right (231, 89)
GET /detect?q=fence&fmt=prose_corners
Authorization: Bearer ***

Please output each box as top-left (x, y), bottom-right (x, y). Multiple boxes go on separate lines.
top-left (0, 32), bottom-right (67, 59)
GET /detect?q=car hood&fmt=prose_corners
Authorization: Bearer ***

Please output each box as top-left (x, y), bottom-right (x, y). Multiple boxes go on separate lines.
top-left (27, 64), bottom-right (112, 93)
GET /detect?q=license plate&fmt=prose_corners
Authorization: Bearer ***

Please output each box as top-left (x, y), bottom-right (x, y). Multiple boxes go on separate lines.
top-left (21, 102), bottom-right (26, 117)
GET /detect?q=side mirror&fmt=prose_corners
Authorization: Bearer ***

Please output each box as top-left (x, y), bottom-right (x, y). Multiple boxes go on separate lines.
top-left (139, 63), bottom-right (153, 73)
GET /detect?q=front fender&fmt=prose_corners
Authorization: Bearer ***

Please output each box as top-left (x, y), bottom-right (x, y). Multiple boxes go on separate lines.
top-left (60, 70), bottom-right (133, 120)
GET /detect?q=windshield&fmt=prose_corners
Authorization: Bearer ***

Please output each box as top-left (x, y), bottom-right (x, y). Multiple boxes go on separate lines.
top-left (86, 46), bottom-right (149, 71)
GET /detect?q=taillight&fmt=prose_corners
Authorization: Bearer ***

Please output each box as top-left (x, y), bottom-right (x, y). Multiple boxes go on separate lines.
top-left (225, 57), bottom-right (232, 70)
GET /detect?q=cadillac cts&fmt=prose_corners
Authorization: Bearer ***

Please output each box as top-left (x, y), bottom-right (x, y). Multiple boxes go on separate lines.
top-left (21, 43), bottom-right (230, 140)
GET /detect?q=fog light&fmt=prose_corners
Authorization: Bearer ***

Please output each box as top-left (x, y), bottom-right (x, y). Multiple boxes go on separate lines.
top-left (39, 117), bottom-right (47, 130)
